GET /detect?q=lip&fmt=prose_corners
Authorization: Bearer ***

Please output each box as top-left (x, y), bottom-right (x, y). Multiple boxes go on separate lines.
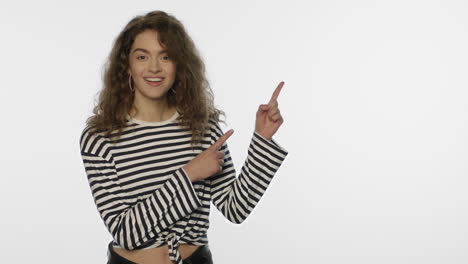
top-left (144, 76), bottom-right (165, 79)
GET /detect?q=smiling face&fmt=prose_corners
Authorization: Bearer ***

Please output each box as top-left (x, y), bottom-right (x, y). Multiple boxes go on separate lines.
top-left (127, 30), bottom-right (177, 105)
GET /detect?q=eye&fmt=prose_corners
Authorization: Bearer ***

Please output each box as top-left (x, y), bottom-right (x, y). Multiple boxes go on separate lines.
top-left (162, 55), bottom-right (170, 61)
top-left (136, 55), bottom-right (146, 60)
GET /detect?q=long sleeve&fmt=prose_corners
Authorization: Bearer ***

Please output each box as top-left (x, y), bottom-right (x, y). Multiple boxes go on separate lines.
top-left (209, 122), bottom-right (288, 224)
top-left (80, 151), bottom-right (203, 250)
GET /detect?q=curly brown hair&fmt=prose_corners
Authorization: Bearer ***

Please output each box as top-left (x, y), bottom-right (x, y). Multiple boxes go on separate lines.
top-left (85, 10), bottom-right (225, 146)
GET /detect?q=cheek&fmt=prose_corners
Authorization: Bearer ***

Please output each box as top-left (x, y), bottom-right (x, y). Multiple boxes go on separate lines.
top-left (167, 65), bottom-right (177, 78)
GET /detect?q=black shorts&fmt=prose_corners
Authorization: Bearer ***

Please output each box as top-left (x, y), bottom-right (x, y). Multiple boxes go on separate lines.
top-left (106, 241), bottom-right (213, 264)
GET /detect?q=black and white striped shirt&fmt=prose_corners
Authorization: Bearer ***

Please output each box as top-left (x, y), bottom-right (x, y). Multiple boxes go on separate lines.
top-left (79, 111), bottom-right (288, 264)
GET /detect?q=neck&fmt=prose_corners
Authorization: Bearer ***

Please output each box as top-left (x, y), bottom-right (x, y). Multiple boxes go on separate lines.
top-left (129, 95), bottom-right (176, 122)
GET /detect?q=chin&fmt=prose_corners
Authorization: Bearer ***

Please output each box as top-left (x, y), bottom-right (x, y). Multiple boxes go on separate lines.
top-left (145, 91), bottom-right (169, 99)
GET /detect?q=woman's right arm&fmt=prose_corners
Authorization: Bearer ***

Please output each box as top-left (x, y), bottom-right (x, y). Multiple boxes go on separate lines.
top-left (80, 151), bottom-right (202, 250)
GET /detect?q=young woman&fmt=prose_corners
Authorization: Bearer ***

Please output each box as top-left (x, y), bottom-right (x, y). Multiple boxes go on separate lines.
top-left (79, 10), bottom-right (288, 264)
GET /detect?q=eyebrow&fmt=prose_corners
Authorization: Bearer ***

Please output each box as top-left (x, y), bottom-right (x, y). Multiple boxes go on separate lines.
top-left (132, 48), bottom-right (167, 55)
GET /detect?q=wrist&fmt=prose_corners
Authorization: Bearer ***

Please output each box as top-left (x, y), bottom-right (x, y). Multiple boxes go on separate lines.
top-left (255, 130), bottom-right (272, 141)
top-left (182, 165), bottom-right (197, 182)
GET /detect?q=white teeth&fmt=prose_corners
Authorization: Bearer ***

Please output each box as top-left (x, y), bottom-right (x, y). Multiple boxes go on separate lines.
top-left (145, 78), bottom-right (162, 81)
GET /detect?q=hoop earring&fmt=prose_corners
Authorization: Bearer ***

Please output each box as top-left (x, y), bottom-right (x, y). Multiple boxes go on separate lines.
top-left (128, 75), bottom-right (134, 93)
top-left (171, 81), bottom-right (180, 95)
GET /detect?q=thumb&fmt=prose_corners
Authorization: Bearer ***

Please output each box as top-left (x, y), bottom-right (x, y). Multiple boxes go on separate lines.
top-left (257, 104), bottom-right (270, 117)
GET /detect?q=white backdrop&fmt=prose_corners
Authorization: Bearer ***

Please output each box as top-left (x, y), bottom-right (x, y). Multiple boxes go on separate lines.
top-left (1, 0), bottom-right (467, 263)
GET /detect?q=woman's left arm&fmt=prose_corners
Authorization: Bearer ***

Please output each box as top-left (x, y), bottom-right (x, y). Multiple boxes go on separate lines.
top-left (209, 82), bottom-right (288, 223)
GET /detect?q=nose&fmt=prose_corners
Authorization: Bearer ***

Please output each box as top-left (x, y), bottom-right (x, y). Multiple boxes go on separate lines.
top-left (149, 57), bottom-right (162, 72)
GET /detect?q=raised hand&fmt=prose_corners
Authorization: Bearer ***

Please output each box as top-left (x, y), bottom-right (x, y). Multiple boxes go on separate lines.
top-left (183, 129), bottom-right (234, 182)
top-left (255, 81), bottom-right (285, 140)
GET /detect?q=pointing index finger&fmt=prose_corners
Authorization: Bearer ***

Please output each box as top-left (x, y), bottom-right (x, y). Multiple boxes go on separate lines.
top-left (211, 129), bottom-right (234, 150)
top-left (269, 81), bottom-right (284, 104)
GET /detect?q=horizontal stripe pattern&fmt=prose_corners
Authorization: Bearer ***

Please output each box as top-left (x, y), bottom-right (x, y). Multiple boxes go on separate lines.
top-left (79, 117), bottom-right (288, 264)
